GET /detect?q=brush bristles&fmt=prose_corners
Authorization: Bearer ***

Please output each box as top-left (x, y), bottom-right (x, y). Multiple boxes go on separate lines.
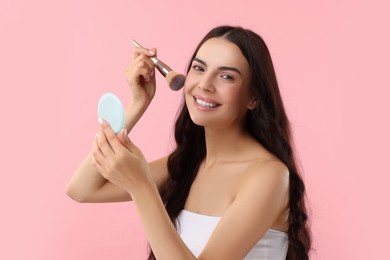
top-left (166, 71), bottom-right (186, 91)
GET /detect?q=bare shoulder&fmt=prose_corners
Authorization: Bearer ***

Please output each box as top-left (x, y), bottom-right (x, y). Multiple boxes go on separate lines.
top-left (239, 158), bottom-right (290, 191)
top-left (234, 158), bottom-right (290, 220)
top-left (199, 159), bottom-right (290, 258)
top-left (232, 158), bottom-right (290, 231)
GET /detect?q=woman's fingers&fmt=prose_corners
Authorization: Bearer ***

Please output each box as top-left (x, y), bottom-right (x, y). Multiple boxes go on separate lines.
top-left (117, 129), bottom-right (139, 154)
top-left (126, 54), bottom-right (155, 84)
top-left (131, 46), bottom-right (156, 61)
top-left (91, 154), bottom-right (105, 174)
top-left (92, 133), bottom-right (107, 169)
top-left (91, 121), bottom-right (150, 191)
top-left (98, 119), bottom-right (125, 154)
top-left (126, 46), bottom-right (157, 79)
top-left (126, 53), bottom-right (155, 73)
top-left (95, 126), bottom-right (116, 159)
top-left (117, 129), bottom-right (129, 146)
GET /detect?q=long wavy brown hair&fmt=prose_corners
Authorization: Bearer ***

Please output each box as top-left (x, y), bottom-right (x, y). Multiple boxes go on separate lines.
top-left (148, 25), bottom-right (311, 260)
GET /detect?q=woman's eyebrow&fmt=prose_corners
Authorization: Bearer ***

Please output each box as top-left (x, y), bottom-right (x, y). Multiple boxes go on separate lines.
top-left (193, 57), bottom-right (207, 66)
top-left (193, 57), bottom-right (242, 75)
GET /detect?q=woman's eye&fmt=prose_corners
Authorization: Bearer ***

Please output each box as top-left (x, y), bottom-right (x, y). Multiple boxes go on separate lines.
top-left (192, 65), bottom-right (204, 72)
top-left (221, 74), bottom-right (234, 80)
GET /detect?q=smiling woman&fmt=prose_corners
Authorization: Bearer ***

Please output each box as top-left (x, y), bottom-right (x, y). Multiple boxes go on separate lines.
top-left (185, 37), bottom-right (254, 129)
top-left (66, 25), bottom-right (311, 260)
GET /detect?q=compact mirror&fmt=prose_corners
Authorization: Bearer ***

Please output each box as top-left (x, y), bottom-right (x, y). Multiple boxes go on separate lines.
top-left (97, 92), bottom-right (125, 134)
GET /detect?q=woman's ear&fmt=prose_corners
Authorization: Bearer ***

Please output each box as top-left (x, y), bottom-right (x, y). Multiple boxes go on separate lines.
top-left (247, 97), bottom-right (257, 110)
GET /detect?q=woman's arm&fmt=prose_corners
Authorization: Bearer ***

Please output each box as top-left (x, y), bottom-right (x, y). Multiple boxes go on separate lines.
top-left (94, 122), bottom-right (290, 259)
top-left (65, 149), bottom-right (169, 203)
top-left (65, 46), bottom-right (167, 203)
top-left (65, 101), bottom-right (147, 202)
top-left (198, 161), bottom-right (289, 259)
top-left (137, 162), bottom-right (289, 260)
top-left (92, 121), bottom-right (197, 258)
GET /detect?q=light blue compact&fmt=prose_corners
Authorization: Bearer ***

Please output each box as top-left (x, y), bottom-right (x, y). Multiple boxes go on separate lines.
top-left (97, 92), bottom-right (125, 134)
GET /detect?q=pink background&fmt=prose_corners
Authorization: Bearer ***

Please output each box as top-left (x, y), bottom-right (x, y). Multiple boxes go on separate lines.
top-left (1, 0), bottom-right (389, 259)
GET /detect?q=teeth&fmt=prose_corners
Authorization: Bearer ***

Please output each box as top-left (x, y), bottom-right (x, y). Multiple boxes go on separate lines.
top-left (196, 98), bottom-right (217, 108)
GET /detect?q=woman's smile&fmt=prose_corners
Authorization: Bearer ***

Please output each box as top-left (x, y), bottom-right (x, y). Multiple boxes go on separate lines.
top-left (193, 95), bottom-right (221, 110)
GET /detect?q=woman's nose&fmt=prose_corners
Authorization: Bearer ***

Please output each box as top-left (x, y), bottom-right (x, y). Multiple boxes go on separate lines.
top-left (198, 75), bottom-right (215, 92)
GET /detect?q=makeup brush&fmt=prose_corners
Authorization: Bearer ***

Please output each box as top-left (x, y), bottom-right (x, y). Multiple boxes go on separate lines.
top-left (131, 39), bottom-right (185, 91)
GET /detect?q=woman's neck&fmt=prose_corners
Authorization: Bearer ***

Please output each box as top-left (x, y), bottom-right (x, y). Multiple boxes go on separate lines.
top-left (202, 126), bottom-right (255, 167)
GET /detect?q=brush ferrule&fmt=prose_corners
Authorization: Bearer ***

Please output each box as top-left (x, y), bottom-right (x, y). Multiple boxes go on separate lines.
top-left (131, 39), bottom-right (174, 78)
top-left (153, 59), bottom-right (172, 77)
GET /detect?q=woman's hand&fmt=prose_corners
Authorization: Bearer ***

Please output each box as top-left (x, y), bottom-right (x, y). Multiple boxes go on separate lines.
top-left (125, 46), bottom-right (157, 110)
top-left (91, 119), bottom-right (153, 194)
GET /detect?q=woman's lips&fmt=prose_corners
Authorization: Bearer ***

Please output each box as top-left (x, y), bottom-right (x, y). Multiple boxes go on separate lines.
top-left (193, 95), bottom-right (221, 109)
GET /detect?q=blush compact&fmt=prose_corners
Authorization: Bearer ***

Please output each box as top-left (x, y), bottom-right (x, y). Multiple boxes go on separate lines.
top-left (97, 92), bottom-right (125, 134)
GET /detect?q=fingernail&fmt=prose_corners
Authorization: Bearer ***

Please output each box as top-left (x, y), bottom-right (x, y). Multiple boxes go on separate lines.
top-left (95, 133), bottom-right (98, 139)
top-left (98, 118), bottom-right (103, 126)
top-left (124, 128), bottom-right (128, 136)
top-left (150, 69), bottom-right (154, 76)
top-left (148, 49), bottom-right (155, 55)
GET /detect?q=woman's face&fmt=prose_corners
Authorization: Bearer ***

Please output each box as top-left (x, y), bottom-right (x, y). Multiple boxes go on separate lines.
top-left (184, 37), bottom-right (254, 130)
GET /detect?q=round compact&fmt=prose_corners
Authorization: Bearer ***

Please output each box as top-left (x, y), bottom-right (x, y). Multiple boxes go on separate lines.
top-left (97, 92), bottom-right (125, 134)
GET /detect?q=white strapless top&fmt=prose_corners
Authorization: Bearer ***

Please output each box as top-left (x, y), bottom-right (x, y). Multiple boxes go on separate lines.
top-left (176, 210), bottom-right (288, 259)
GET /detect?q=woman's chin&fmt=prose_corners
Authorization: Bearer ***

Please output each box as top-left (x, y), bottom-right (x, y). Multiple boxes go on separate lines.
top-left (189, 116), bottom-right (206, 127)
top-left (189, 114), bottom-right (212, 127)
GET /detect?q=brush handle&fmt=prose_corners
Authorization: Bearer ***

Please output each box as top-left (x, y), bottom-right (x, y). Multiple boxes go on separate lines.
top-left (131, 39), bottom-right (172, 76)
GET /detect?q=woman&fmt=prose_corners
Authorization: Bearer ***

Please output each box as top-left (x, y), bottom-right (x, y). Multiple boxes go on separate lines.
top-left (66, 25), bottom-right (311, 259)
